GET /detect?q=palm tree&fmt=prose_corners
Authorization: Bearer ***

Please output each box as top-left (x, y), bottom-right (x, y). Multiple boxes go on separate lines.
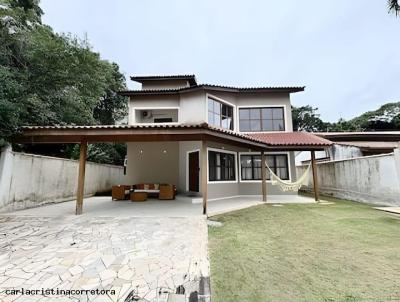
top-left (388, 0), bottom-right (400, 16)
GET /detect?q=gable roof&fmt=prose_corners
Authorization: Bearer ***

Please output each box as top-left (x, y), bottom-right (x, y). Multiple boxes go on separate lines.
top-left (119, 84), bottom-right (305, 96)
top-left (247, 132), bottom-right (332, 149)
top-left (130, 74), bottom-right (197, 86)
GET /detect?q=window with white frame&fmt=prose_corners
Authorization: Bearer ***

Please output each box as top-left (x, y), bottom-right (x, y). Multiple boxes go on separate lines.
top-left (239, 107), bottom-right (285, 132)
top-left (208, 97), bottom-right (234, 130)
top-left (208, 150), bottom-right (236, 181)
top-left (240, 154), bottom-right (289, 180)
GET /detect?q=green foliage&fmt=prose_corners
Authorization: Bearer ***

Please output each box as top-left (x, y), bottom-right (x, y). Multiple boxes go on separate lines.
top-left (292, 105), bottom-right (327, 132)
top-left (328, 102), bottom-right (400, 131)
top-left (0, 0), bottom-right (127, 164)
top-left (388, 0), bottom-right (400, 16)
top-left (71, 143), bottom-right (127, 166)
top-left (293, 102), bottom-right (400, 132)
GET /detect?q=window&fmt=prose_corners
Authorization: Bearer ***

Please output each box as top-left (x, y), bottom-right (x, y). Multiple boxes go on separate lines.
top-left (241, 155), bottom-right (262, 180)
top-left (239, 107), bottom-right (285, 132)
top-left (208, 151), bottom-right (236, 181)
top-left (208, 97), bottom-right (233, 130)
top-left (240, 154), bottom-right (289, 180)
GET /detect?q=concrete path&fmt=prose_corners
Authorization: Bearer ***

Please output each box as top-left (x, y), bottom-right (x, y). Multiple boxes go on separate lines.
top-left (4, 195), bottom-right (316, 218)
top-left (0, 215), bottom-right (209, 302)
top-left (374, 206), bottom-right (400, 215)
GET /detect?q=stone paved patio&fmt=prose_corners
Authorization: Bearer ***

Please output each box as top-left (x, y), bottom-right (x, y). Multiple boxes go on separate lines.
top-left (0, 194), bottom-right (315, 301)
top-left (0, 215), bottom-right (209, 301)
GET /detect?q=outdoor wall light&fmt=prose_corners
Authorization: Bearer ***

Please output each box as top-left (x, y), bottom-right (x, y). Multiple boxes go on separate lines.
top-left (139, 150), bottom-right (143, 154)
top-left (163, 150), bottom-right (167, 154)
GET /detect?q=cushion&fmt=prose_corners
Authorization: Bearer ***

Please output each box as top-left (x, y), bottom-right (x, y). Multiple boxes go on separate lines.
top-left (135, 189), bottom-right (159, 193)
top-left (136, 184), bottom-right (144, 190)
top-left (144, 184), bottom-right (150, 190)
top-left (154, 183), bottom-right (159, 190)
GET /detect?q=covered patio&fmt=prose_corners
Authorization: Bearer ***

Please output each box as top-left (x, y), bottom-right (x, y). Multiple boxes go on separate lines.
top-left (14, 123), bottom-right (332, 215)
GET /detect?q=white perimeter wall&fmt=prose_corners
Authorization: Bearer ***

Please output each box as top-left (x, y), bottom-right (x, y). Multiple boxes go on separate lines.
top-left (0, 147), bottom-right (124, 212)
top-left (297, 151), bottom-right (400, 206)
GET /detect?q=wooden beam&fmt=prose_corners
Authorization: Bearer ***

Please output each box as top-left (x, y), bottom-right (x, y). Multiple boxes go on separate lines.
top-left (261, 150), bottom-right (267, 202)
top-left (201, 140), bottom-right (208, 216)
top-left (76, 141), bottom-right (88, 215)
top-left (310, 150), bottom-right (319, 202)
top-left (15, 128), bottom-right (268, 149)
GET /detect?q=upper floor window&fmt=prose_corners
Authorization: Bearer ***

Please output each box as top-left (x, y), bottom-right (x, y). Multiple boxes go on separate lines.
top-left (208, 97), bottom-right (233, 130)
top-left (239, 107), bottom-right (285, 132)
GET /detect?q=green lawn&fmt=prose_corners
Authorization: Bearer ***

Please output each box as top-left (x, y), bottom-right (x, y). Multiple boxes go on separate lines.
top-left (208, 197), bottom-right (400, 302)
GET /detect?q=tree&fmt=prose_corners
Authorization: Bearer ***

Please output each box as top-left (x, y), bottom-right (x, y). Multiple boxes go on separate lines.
top-left (303, 102), bottom-right (400, 132)
top-left (0, 0), bottom-right (128, 164)
top-left (292, 105), bottom-right (327, 132)
top-left (388, 0), bottom-right (400, 16)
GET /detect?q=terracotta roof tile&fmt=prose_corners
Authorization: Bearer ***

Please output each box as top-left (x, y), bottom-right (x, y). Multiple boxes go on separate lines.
top-left (247, 132), bottom-right (332, 147)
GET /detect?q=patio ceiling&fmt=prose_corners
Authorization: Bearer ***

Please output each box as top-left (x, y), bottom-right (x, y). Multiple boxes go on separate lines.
top-left (14, 123), bottom-right (268, 150)
top-left (14, 123), bottom-right (331, 151)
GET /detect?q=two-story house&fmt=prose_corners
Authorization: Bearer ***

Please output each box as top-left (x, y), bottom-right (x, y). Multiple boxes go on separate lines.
top-left (18, 74), bottom-right (332, 215)
top-left (119, 74), bottom-right (329, 201)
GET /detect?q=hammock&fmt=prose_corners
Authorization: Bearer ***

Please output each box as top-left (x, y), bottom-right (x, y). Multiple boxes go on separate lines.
top-left (266, 163), bottom-right (311, 192)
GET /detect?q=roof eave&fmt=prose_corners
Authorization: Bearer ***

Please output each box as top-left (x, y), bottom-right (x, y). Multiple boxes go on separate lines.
top-left (130, 75), bottom-right (197, 85)
top-left (118, 85), bottom-right (305, 97)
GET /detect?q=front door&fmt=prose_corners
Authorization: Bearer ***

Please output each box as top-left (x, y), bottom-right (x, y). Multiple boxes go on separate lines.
top-left (188, 151), bottom-right (200, 192)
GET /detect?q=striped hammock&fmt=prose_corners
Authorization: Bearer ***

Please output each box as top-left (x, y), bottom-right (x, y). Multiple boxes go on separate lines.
top-left (266, 163), bottom-right (311, 192)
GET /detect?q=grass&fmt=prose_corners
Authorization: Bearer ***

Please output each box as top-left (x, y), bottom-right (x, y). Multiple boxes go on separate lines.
top-left (208, 197), bottom-right (400, 302)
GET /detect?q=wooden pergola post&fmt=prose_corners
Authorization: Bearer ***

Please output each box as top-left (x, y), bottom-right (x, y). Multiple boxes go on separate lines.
top-left (76, 141), bottom-right (88, 215)
top-left (201, 140), bottom-right (208, 216)
top-left (310, 150), bottom-right (319, 202)
top-left (261, 150), bottom-right (267, 202)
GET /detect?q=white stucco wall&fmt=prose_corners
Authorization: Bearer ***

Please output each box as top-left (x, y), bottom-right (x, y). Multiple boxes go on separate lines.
top-left (297, 152), bottom-right (400, 206)
top-left (328, 144), bottom-right (363, 160)
top-left (206, 142), bottom-right (297, 199)
top-left (128, 95), bottom-right (180, 124)
top-left (128, 90), bottom-right (294, 133)
top-left (125, 141), bottom-right (297, 198)
top-left (0, 147), bottom-right (124, 212)
top-left (179, 91), bottom-right (207, 124)
top-left (178, 141), bottom-right (202, 192)
top-left (202, 90), bottom-right (292, 132)
top-left (141, 79), bottom-right (190, 90)
top-left (125, 142), bottom-right (180, 187)
top-left (295, 145), bottom-right (363, 165)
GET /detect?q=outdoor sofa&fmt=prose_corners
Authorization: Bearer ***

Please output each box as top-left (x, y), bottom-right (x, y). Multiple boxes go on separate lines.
top-left (112, 183), bottom-right (176, 201)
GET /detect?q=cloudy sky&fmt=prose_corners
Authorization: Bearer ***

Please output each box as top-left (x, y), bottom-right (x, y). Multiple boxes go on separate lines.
top-left (40, 0), bottom-right (400, 122)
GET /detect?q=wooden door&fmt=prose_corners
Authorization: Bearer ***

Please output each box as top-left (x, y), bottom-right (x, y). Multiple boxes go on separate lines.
top-left (188, 151), bottom-right (200, 192)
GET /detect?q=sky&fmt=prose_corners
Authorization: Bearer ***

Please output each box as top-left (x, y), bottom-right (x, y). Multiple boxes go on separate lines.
top-left (40, 0), bottom-right (400, 122)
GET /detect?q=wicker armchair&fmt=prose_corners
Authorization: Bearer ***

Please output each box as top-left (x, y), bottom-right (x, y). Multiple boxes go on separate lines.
top-left (158, 184), bottom-right (176, 200)
top-left (112, 185), bottom-right (131, 200)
